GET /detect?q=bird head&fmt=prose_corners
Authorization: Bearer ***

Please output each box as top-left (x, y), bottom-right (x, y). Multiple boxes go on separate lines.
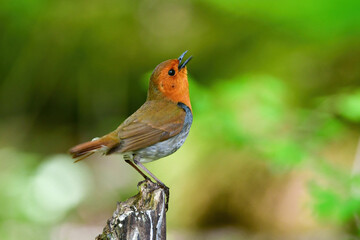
top-left (147, 51), bottom-right (192, 111)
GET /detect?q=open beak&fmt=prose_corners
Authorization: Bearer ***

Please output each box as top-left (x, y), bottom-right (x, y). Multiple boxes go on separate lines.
top-left (178, 50), bottom-right (193, 70)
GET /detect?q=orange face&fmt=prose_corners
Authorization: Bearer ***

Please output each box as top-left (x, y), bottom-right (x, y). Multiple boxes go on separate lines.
top-left (148, 58), bottom-right (192, 111)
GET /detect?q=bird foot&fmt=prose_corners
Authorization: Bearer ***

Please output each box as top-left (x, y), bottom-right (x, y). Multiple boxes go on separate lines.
top-left (137, 177), bottom-right (153, 188)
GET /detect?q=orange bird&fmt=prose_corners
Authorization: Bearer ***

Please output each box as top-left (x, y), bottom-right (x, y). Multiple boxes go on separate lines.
top-left (69, 51), bottom-right (193, 198)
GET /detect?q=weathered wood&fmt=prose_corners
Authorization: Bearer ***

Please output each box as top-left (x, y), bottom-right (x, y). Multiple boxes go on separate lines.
top-left (96, 180), bottom-right (167, 240)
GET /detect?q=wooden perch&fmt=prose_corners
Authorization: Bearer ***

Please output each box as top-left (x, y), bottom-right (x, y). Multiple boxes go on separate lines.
top-left (96, 180), bottom-right (167, 240)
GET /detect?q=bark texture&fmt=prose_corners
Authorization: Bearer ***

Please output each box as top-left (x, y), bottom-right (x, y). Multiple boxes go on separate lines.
top-left (96, 180), bottom-right (166, 240)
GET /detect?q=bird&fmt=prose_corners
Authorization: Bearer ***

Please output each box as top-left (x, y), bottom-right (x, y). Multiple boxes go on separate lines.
top-left (69, 51), bottom-right (193, 207)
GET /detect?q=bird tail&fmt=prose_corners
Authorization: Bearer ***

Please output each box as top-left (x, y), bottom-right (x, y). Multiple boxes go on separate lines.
top-left (69, 132), bottom-right (120, 162)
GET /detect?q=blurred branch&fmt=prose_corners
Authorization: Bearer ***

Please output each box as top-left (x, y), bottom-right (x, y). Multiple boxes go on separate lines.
top-left (96, 180), bottom-right (166, 240)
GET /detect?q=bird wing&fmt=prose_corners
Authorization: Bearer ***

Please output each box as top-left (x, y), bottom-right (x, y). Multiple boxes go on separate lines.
top-left (112, 100), bottom-right (186, 153)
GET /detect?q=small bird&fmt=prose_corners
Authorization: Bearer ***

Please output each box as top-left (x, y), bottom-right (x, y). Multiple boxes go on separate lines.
top-left (69, 51), bottom-right (193, 206)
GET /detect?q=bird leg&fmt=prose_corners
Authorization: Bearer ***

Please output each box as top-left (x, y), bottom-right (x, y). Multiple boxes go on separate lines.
top-left (133, 157), bottom-right (170, 210)
top-left (125, 159), bottom-right (151, 183)
top-left (133, 160), bottom-right (166, 186)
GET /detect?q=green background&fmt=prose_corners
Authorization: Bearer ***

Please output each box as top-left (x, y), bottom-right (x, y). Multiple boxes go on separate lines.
top-left (1, 0), bottom-right (360, 239)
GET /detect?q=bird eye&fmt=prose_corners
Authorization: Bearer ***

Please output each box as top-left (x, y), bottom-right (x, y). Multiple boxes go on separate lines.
top-left (168, 69), bottom-right (175, 76)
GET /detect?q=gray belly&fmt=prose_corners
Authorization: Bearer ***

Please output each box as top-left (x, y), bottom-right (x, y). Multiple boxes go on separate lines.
top-left (134, 103), bottom-right (192, 163)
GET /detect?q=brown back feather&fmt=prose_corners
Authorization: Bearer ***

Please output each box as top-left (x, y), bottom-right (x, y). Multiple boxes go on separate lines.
top-left (70, 100), bottom-right (186, 159)
top-left (114, 100), bottom-right (186, 153)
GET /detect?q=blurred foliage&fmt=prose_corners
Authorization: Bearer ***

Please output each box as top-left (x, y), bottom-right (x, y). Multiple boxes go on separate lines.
top-left (0, 150), bottom-right (91, 239)
top-left (337, 90), bottom-right (360, 122)
top-left (186, 74), bottom-right (360, 224)
top-left (1, 0), bottom-right (360, 239)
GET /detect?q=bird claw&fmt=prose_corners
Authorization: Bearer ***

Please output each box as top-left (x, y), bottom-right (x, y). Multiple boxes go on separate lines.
top-left (137, 177), bottom-right (153, 188)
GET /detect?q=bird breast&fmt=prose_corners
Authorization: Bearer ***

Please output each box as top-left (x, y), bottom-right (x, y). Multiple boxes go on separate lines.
top-left (134, 103), bottom-right (193, 163)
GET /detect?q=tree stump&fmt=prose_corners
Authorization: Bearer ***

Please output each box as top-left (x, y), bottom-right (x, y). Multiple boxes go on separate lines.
top-left (96, 180), bottom-right (167, 240)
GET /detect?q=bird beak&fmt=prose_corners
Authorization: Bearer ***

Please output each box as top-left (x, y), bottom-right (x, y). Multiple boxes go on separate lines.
top-left (178, 50), bottom-right (193, 70)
